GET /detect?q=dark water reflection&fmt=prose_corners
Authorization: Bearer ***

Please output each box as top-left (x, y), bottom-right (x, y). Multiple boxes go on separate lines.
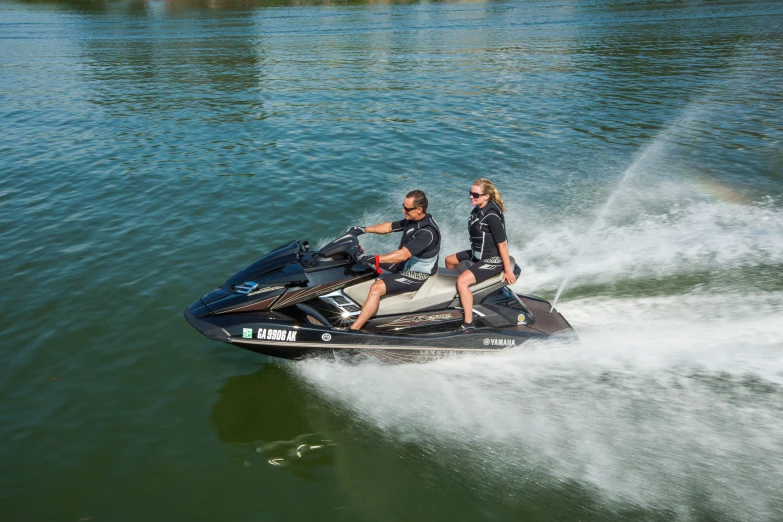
top-left (211, 365), bottom-right (338, 484)
top-left (210, 365), bottom-right (733, 521)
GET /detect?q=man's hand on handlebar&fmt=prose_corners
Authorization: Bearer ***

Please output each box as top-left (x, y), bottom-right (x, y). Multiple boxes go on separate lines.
top-left (357, 253), bottom-right (376, 267)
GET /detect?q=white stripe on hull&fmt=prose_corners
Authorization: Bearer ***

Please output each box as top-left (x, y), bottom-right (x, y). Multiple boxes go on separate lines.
top-left (232, 338), bottom-right (504, 352)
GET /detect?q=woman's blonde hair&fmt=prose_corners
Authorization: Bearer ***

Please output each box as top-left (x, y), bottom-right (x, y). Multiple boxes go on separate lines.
top-left (473, 178), bottom-right (506, 212)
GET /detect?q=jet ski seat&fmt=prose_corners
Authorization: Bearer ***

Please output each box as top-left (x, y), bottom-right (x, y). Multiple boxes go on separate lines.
top-left (343, 257), bottom-right (516, 316)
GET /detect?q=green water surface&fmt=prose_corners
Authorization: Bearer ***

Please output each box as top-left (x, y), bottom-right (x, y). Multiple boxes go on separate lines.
top-left (2, 0), bottom-right (782, 520)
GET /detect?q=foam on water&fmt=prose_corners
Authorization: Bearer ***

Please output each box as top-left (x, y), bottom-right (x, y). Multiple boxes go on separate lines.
top-left (294, 290), bottom-right (783, 519)
top-left (296, 184), bottom-right (783, 518)
top-left (514, 196), bottom-right (783, 292)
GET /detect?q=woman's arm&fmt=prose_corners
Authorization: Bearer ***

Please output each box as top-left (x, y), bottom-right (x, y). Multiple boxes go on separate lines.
top-left (497, 241), bottom-right (517, 284)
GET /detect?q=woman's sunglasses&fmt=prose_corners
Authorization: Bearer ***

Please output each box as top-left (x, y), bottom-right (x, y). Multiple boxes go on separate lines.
top-left (469, 191), bottom-right (485, 199)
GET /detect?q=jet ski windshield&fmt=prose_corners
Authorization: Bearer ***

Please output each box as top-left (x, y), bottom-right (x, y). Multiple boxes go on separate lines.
top-left (224, 240), bottom-right (306, 288)
top-left (223, 235), bottom-right (363, 289)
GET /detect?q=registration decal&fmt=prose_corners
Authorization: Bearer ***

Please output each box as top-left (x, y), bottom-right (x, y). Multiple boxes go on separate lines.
top-left (242, 328), bottom-right (253, 339)
top-left (257, 328), bottom-right (297, 342)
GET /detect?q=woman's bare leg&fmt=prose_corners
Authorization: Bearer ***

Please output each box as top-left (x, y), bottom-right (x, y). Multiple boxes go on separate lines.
top-left (456, 270), bottom-right (477, 324)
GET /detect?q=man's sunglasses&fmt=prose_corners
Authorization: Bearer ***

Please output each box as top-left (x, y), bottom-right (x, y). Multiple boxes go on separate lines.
top-left (403, 204), bottom-right (420, 212)
top-left (469, 191), bottom-right (486, 199)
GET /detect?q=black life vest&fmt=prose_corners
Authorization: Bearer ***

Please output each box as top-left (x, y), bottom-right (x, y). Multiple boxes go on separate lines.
top-left (468, 201), bottom-right (506, 261)
top-left (398, 214), bottom-right (441, 275)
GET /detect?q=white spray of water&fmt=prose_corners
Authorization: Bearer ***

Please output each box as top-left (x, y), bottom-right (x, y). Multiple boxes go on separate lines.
top-left (294, 150), bottom-right (783, 521)
top-left (549, 28), bottom-right (783, 310)
top-left (295, 35), bottom-right (783, 519)
top-left (549, 103), bottom-right (703, 310)
top-left (514, 196), bottom-right (783, 293)
top-left (295, 290), bottom-right (783, 519)
top-left (550, 149), bottom-right (657, 309)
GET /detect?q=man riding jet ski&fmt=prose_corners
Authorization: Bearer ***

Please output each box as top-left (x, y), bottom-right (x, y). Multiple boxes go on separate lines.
top-left (183, 230), bottom-right (575, 364)
top-left (348, 190), bottom-right (441, 331)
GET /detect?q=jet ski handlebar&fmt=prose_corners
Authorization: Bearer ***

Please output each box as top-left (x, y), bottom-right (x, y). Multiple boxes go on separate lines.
top-left (316, 233), bottom-right (363, 262)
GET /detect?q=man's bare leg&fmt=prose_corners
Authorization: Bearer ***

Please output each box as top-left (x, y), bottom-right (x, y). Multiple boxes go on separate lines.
top-left (350, 280), bottom-right (387, 331)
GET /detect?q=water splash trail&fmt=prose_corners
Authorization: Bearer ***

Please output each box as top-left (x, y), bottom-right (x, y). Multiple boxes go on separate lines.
top-left (549, 129), bottom-right (673, 311)
top-left (550, 21), bottom-right (783, 310)
top-left (295, 289), bottom-right (783, 520)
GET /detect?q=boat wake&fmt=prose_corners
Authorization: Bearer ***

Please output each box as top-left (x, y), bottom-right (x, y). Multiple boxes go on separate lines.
top-left (294, 187), bottom-right (783, 519)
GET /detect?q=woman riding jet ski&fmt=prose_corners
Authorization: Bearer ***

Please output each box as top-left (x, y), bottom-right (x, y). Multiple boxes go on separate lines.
top-left (183, 229), bottom-right (575, 363)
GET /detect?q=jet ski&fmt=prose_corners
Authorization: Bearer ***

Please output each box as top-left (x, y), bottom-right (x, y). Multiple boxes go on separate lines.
top-left (183, 233), bottom-right (575, 363)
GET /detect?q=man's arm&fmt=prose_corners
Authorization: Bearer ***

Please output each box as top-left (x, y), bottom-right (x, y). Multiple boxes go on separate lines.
top-left (378, 247), bottom-right (412, 264)
top-left (377, 228), bottom-right (432, 264)
top-left (365, 222), bottom-right (395, 234)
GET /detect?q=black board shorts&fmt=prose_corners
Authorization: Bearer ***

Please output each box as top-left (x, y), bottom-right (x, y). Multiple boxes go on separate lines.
top-left (378, 262), bottom-right (429, 295)
top-left (455, 250), bottom-right (504, 284)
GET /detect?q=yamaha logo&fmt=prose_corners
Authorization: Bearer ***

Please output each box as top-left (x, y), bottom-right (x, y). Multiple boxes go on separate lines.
top-left (484, 338), bottom-right (517, 347)
top-left (321, 333), bottom-right (332, 342)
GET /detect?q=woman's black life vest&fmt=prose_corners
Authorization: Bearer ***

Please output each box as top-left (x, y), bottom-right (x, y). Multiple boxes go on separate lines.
top-left (468, 200), bottom-right (506, 261)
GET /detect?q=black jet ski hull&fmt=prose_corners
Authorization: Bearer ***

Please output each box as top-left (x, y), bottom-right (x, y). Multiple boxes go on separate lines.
top-left (184, 236), bottom-right (576, 363)
top-left (184, 294), bottom-right (575, 363)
